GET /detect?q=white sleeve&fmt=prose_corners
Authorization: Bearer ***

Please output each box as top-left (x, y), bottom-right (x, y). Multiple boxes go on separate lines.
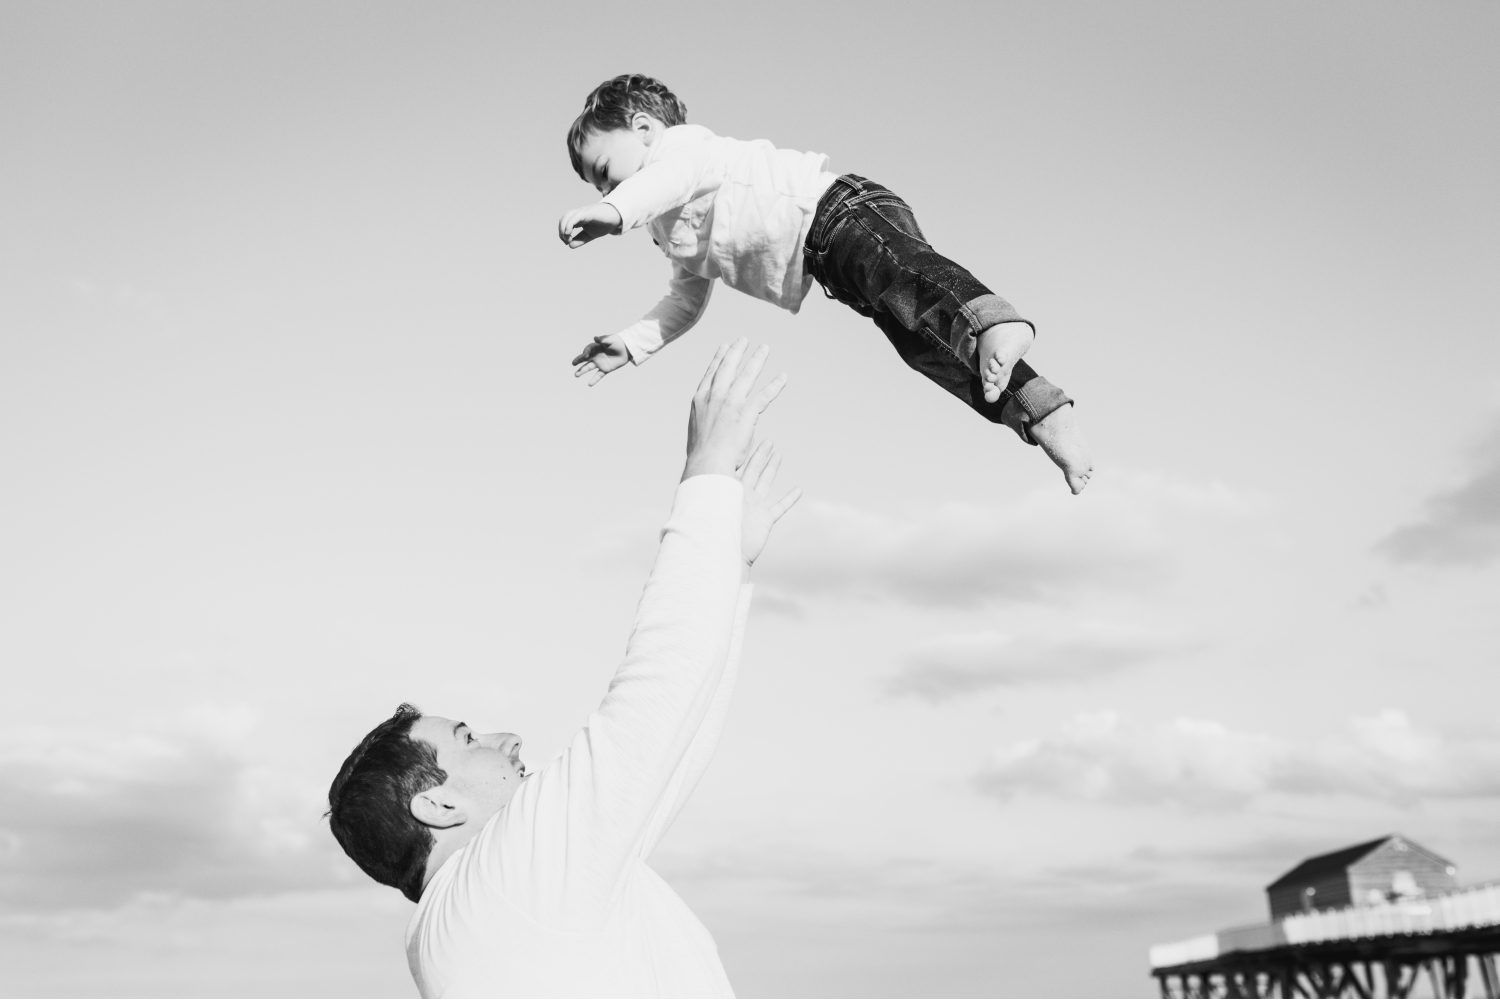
top-left (617, 265), bottom-right (714, 364)
top-left (488, 475), bottom-right (743, 929)
top-left (635, 584), bottom-right (752, 860)
top-left (601, 144), bottom-right (719, 232)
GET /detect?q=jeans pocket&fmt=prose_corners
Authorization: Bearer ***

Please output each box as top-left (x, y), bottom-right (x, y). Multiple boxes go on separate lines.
top-left (864, 197), bottom-right (929, 245)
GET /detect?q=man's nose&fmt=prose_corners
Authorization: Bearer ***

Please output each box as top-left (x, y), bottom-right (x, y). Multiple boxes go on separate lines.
top-left (481, 733), bottom-right (520, 753)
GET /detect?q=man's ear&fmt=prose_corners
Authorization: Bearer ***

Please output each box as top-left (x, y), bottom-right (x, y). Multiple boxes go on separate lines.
top-left (410, 786), bottom-right (467, 829)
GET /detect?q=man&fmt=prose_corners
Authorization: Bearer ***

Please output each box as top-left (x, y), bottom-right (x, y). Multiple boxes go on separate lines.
top-left (327, 341), bottom-right (798, 998)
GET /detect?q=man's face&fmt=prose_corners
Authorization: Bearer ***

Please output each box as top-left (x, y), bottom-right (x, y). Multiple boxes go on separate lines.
top-left (409, 715), bottom-right (527, 824)
top-left (577, 121), bottom-right (652, 196)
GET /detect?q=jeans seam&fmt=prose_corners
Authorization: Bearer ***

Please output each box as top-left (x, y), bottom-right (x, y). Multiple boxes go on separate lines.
top-left (848, 214), bottom-right (976, 369)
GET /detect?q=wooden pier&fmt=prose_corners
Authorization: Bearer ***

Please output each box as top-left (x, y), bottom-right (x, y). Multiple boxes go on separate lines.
top-left (1151, 838), bottom-right (1500, 998)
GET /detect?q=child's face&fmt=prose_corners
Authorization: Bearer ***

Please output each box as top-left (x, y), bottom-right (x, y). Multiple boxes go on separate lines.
top-left (576, 116), bottom-right (658, 196)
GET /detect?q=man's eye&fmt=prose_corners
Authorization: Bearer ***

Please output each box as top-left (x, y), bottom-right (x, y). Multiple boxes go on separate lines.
top-left (466, 733), bottom-right (475, 744)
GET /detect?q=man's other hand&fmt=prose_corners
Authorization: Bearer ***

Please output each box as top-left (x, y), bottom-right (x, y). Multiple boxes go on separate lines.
top-left (738, 440), bottom-right (800, 568)
top-left (683, 340), bottom-right (786, 482)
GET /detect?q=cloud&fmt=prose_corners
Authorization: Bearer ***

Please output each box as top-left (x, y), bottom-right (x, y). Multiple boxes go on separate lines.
top-left (580, 472), bottom-right (1265, 611)
top-left (1377, 424), bottom-right (1500, 566)
top-left (0, 888), bottom-right (412, 997)
top-left (977, 710), bottom-right (1500, 809)
top-left (0, 706), bottom-right (349, 910)
top-left (652, 845), bottom-right (1258, 998)
top-left (757, 473), bottom-right (1263, 609)
top-left (887, 624), bottom-right (1190, 701)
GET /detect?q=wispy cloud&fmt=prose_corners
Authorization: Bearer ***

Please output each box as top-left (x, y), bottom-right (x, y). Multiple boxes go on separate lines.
top-left (1377, 423), bottom-right (1500, 567)
top-left (978, 710), bottom-right (1500, 809)
top-left (0, 888), bottom-right (411, 997)
top-left (759, 473), bottom-right (1263, 610)
top-left (656, 844), bottom-right (1260, 958)
top-left (581, 473), bottom-right (1265, 611)
top-left (0, 706), bottom-right (346, 910)
top-left (887, 624), bottom-right (1190, 701)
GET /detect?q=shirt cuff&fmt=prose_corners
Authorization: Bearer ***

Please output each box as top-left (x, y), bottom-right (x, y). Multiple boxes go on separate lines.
top-left (618, 323), bottom-right (662, 365)
top-left (669, 473), bottom-right (743, 548)
top-left (599, 194), bottom-right (641, 233)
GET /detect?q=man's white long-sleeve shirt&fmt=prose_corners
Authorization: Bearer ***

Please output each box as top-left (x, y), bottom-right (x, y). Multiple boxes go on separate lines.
top-left (600, 124), bottom-right (838, 364)
top-left (406, 475), bottom-right (748, 998)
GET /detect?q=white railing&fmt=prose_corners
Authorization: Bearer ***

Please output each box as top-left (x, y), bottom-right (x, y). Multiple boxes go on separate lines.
top-left (1149, 881), bottom-right (1500, 970)
top-left (1149, 934), bottom-right (1220, 970)
top-left (1285, 881), bottom-right (1500, 944)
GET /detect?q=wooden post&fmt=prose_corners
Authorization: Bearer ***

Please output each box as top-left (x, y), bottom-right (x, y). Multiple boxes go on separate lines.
top-left (1480, 953), bottom-right (1500, 1000)
top-left (1346, 960), bottom-right (1371, 999)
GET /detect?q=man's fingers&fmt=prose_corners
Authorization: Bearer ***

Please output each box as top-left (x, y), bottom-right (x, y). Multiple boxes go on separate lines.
top-left (728, 343), bottom-right (771, 400)
top-left (760, 451), bottom-right (783, 496)
top-left (589, 370), bottom-right (606, 386)
top-left (740, 439), bottom-right (772, 483)
top-left (710, 339), bottom-right (749, 399)
top-left (770, 486), bottom-right (803, 522)
top-left (694, 343), bottom-right (729, 401)
top-left (751, 372), bottom-right (788, 413)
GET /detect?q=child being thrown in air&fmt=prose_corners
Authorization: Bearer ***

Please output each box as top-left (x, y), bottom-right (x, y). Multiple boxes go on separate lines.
top-left (558, 74), bottom-right (1093, 493)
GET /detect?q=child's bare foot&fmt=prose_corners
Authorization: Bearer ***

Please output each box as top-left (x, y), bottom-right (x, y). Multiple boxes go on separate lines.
top-left (978, 322), bottom-right (1035, 404)
top-left (1029, 403), bottom-right (1093, 494)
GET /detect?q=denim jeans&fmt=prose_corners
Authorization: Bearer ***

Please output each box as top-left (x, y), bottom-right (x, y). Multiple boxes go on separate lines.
top-left (802, 174), bottom-right (1071, 442)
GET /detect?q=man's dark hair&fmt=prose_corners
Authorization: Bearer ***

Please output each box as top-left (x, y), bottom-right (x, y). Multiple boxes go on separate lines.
top-left (567, 73), bottom-right (688, 180)
top-left (326, 703), bottom-right (447, 903)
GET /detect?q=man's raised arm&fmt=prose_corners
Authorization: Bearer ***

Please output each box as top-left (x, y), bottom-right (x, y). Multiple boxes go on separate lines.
top-left (493, 341), bottom-right (794, 926)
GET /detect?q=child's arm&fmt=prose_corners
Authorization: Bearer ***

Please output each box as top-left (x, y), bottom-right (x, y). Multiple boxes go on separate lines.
top-left (573, 265), bottom-right (714, 385)
top-left (600, 151), bottom-right (714, 234)
top-left (558, 140), bottom-right (716, 247)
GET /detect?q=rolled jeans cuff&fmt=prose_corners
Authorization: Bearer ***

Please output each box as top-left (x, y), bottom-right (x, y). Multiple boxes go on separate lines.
top-left (1000, 377), bottom-right (1072, 445)
top-left (951, 294), bottom-right (1033, 371)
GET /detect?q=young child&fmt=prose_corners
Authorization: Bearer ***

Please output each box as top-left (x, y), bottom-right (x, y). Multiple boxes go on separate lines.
top-left (558, 74), bottom-right (1093, 493)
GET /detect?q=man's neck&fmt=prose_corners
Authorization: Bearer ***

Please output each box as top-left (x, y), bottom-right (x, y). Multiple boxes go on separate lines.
top-left (420, 825), bottom-right (478, 893)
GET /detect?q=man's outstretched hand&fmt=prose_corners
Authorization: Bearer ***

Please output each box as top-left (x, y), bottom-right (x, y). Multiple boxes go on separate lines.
top-left (683, 340), bottom-right (785, 481)
top-left (682, 340), bottom-right (798, 569)
top-left (738, 440), bottom-right (800, 568)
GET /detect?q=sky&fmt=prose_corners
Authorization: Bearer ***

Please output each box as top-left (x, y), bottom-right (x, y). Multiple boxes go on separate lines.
top-left (0, 1), bottom-right (1497, 996)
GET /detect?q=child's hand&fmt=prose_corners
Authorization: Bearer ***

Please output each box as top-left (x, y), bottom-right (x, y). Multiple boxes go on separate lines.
top-left (557, 204), bottom-right (624, 248)
top-left (573, 334), bottom-right (631, 385)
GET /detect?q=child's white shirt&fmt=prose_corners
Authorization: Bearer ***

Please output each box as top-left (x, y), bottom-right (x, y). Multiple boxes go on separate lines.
top-left (600, 124), bottom-right (838, 363)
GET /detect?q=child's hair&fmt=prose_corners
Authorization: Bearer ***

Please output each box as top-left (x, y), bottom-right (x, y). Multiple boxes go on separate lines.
top-left (567, 74), bottom-right (687, 180)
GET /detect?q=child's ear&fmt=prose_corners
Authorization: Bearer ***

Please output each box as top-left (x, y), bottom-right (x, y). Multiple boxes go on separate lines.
top-left (631, 112), bottom-right (660, 144)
